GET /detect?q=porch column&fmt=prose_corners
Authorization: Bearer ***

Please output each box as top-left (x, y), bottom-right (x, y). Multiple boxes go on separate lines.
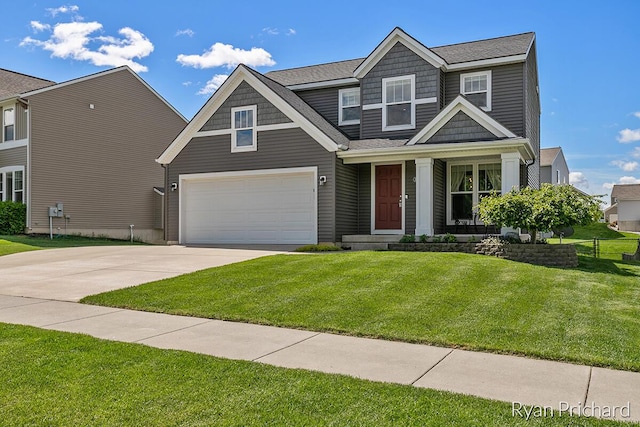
top-left (415, 158), bottom-right (434, 236)
top-left (501, 152), bottom-right (521, 235)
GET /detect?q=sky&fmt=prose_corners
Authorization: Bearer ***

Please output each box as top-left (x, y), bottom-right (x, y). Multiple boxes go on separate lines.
top-left (3, 1), bottom-right (639, 204)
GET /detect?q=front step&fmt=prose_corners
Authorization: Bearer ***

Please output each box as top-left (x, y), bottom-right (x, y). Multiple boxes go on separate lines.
top-left (341, 234), bottom-right (404, 251)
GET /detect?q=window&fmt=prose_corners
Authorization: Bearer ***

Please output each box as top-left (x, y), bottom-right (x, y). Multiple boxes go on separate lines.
top-left (3, 108), bottom-right (15, 142)
top-left (449, 162), bottom-right (501, 223)
top-left (382, 75), bottom-right (415, 131)
top-left (231, 105), bottom-right (257, 152)
top-left (0, 167), bottom-right (24, 203)
top-left (461, 71), bottom-right (491, 111)
top-left (556, 170), bottom-right (560, 184)
top-left (338, 88), bottom-right (360, 125)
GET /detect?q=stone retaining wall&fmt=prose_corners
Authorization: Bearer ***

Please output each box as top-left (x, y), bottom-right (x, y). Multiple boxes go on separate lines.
top-left (388, 242), bottom-right (578, 267)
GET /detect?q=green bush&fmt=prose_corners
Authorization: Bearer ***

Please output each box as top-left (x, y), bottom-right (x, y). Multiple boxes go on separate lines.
top-left (0, 202), bottom-right (26, 235)
top-left (399, 234), bottom-right (416, 243)
top-left (419, 234), bottom-right (429, 243)
top-left (295, 244), bottom-right (342, 252)
top-left (443, 233), bottom-right (457, 243)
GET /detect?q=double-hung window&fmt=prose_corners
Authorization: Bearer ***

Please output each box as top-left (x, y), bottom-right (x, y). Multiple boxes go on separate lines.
top-left (382, 75), bottom-right (415, 131)
top-left (0, 167), bottom-right (24, 203)
top-left (338, 88), bottom-right (360, 125)
top-left (3, 108), bottom-right (15, 142)
top-left (449, 162), bottom-right (501, 223)
top-left (231, 105), bottom-right (257, 152)
top-left (460, 71), bottom-right (492, 111)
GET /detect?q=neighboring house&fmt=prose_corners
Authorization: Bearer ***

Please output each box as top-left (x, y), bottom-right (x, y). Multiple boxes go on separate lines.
top-left (540, 147), bottom-right (569, 185)
top-left (0, 66), bottom-right (187, 242)
top-left (158, 27), bottom-right (540, 245)
top-left (608, 184), bottom-right (640, 231)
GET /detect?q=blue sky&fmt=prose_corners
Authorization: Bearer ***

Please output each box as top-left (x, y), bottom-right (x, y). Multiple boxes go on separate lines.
top-left (3, 1), bottom-right (639, 203)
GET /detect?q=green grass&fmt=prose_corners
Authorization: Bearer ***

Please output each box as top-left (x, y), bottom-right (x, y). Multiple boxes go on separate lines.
top-left (0, 234), bottom-right (144, 257)
top-left (549, 223), bottom-right (640, 260)
top-left (83, 248), bottom-right (640, 372)
top-left (0, 323), bottom-right (626, 426)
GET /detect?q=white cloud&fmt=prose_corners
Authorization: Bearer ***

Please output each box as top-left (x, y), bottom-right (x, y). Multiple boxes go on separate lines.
top-left (46, 5), bottom-right (80, 17)
top-left (287, 28), bottom-right (296, 36)
top-left (176, 29), bottom-right (194, 37)
top-left (176, 43), bottom-right (275, 69)
top-left (619, 176), bottom-right (640, 185)
top-left (610, 160), bottom-right (639, 172)
top-left (262, 27), bottom-right (279, 36)
top-left (602, 182), bottom-right (615, 190)
top-left (198, 74), bottom-right (229, 95)
top-left (634, 112), bottom-right (640, 119)
top-left (632, 147), bottom-right (640, 159)
top-left (21, 22), bottom-right (154, 72)
top-left (182, 81), bottom-right (192, 87)
top-left (30, 21), bottom-right (51, 32)
top-left (617, 128), bottom-right (640, 143)
top-left (569, 171), bottom-right (589, 189)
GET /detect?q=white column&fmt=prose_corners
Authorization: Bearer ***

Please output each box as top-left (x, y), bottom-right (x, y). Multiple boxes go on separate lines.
top-left (415, 158), bottom-right (434, 236)
top-left (501, 152), bottom-right (522, 235)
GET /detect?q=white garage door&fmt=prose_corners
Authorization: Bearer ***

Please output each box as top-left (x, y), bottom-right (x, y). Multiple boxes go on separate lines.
top-left (181, 168), bottom-right (317, 245)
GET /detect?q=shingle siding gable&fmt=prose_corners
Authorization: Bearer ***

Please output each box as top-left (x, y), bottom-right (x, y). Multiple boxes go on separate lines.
top-left (426, 111), bottom-right (497, 143)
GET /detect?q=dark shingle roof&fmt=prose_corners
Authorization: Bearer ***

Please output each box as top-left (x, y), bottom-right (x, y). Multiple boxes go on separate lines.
top-left (242, 65), bottom-right (350, 146)
top-left (611, 184), bottom-right (640, 201)
top-left (0, 69), bottom-right (55, 100)
top-left (266, 32), bottom-right (534, 87)
top-left (540, 147), bottom-right (561, 166)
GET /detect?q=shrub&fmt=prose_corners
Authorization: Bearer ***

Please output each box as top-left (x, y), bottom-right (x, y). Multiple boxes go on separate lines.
top-left (0, 201), bottom-right (26, 235)
top-left (431, 235), bottom-right (443, 243)
top-left (419, 234), bottom-right (429, 243)
top-left (443, 233), bottom-right (457, 243)
top-left (399, 234), bottom-right (416, 243)
top-left (295, 244), bottom-right (342, 252)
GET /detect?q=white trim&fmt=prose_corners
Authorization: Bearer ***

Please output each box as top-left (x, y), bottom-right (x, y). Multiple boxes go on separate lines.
top-left (460, 70), bottom-right (492, 111)
top-left (371, 162), bottom-right (405, 235)
top-left (415, 97), bottom-right (438, 105)
top-left (286, 78), bottom-right (359, 91)
top-left (231, 105), bottom-right (257, 153)
top-left (362, 103), bottom-right (383, 111)
top-left (153, 187), bottom-right (165, 196)
top-left (407, 95), bottom-right (515, 145)
top-left (354, 28), bottom-right (446, 78)
top-left (415, 158), bottom-right (434, 236)
top-left (382, 74), bottom-right (415, 132)
top-left (194, 129), bottom-right (231, 138)
top-left (178, 166), bottom-right (318, 245)
top-left (0, 138), bottom-right (27, 150)
top-left (338, 87), bottom-right (361, 126)
top-left (157, 65), bottom-right (340, 164)
top-left (445, 54), bottom-right (527, 71)
top-left (194, 122), bottom-right (299, 138)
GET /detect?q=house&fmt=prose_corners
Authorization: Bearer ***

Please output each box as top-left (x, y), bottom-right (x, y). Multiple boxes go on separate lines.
top-left (0, 66), bottom-right (187, 242)
top-left (540, 147), bottom-right (569, 185)
top-left (157, 27), bottom-right (540, 245)
top-left (607, 184), bottom-right (640, 231)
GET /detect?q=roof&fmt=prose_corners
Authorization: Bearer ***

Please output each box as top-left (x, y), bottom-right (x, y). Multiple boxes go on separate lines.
top-left (266, 32), bottom-right (535, 87)
top-left (611, 184), bottom-right (640, 201)
top-left (540, 147), bottom-right (561, 166)
top-left (0, 68), bottom-right (55, 101)
top-left (348, 138), bottom-right (409, 150)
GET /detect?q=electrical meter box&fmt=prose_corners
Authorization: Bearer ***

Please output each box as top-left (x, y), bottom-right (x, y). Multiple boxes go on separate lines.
top-left (48, 207), bottom-right (58, 217)
top-left (56, 203), bottom-right (64, 217)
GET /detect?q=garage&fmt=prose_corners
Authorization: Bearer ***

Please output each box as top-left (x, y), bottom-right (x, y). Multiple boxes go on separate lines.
top-left (180, 167), bottom-right (318, 245)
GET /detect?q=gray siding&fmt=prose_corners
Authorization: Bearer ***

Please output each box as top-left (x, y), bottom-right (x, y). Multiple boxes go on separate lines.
top-left (0, 146), bottom-right (26, 168)
top-left (524, 42), bottom-right (541, 188)
top-left (444, 64), bottom-right (525, 137)
top-left (200, 81), bottom-right (292, 131)
top-left (15, 103), bottom-right (28, 140)
top-left (433, 159), bottom-right (446, 234)
top-left (296, 87), bottom-right (360, 139)
top-left (540, 165), bottom-right (551, 185)
top-left (335, 158), bottom-right (359, 240)
top-left (27, 68), bottom-right (186, 234)
top-left (405, 161), bottom-right (416, 234)
top-left (166, 127), bottom-right (335, 242)
top-left (361, 103), bottom-right (437, 140)
top-left (426, 111), bottom-right (496, 143)
top-left (357, 164), bottom-right (371, 234)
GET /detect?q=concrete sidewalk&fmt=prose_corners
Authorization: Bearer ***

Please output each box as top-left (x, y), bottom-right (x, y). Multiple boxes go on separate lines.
top-left (0, 295), bottom-right (638, 423)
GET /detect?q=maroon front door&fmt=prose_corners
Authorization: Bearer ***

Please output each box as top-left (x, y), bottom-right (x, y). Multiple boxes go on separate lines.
top-left (375, 164), bottom-right (402, 230)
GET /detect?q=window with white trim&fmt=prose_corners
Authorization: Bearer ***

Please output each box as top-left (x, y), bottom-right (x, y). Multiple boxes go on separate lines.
top-left (3, 107), bottom-right (15, 142)
top-left (460, 70), bottom-right (492, 111)
top-left (382, 75), bottom-right (415, 131)
top-left (0, 167), bottom-right (24, 203)
top-left (338, 88), bottom-right (360, 125)
top-left (231, 105), bottom-right (257, 152)
top-left (449, 162), bottom-right (501, 223)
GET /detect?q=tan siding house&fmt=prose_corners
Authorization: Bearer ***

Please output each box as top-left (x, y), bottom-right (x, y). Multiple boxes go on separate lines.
top-left (0, 66), bottom-right (186, 242)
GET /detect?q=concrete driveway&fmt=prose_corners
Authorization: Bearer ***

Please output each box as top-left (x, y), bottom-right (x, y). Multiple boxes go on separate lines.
top-left (0, 246), bottom-right (283, 302)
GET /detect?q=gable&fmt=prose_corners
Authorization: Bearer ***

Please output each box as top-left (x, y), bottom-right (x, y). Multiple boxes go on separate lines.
top-left (426, 111), bottom-right (496, 143)
top-left (200, 81), bottom-right (292, 131)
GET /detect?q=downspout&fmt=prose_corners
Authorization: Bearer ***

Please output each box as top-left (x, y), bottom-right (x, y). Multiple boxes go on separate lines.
top-left (22, 98), bottom-right (31, 231)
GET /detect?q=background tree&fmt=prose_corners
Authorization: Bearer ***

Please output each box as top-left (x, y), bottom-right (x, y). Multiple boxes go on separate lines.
top-left (477, 184), bottom-right (602, 243)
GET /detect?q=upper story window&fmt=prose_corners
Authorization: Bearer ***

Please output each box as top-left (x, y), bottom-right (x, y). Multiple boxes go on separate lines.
top-left (3, 108), bottom-right (15, 142)
top-left (231, 105), bottom-right (257, 153)
top-left (382, 75), bottom-right (415, 131)
top-left (338, 88), bottom-right (360, 126)
top-left (461, 70), bottom-right (492, 111)
top-left (0, 167), bottom-right (24, 203)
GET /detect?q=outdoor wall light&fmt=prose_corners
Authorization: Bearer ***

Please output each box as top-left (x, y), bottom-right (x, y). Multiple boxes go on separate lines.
top-left (319, 176), bottom-right (327, 186)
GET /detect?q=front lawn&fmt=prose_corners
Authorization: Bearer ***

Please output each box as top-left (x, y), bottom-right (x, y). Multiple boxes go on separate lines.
top-left (0, 234), bottom-right (144, 257)
top-left (549, 223), bottom-right (640, 261)
top-left (83, 250), bottom-right (640, 372)
top-left (0, 323), bottom-right (623, 426)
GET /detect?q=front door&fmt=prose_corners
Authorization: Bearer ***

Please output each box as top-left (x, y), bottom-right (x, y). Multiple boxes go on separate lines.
top-left (375, 164), bottom-right (402, 230)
